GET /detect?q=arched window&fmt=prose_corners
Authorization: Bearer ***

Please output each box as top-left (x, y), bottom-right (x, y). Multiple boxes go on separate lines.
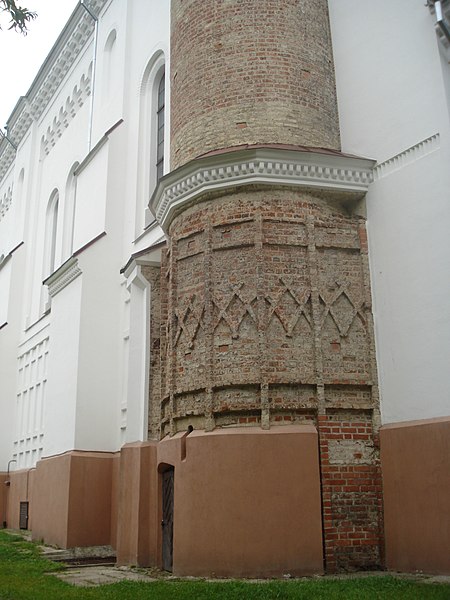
top-left (62, 163), bottom-right (79, 260)
top-left (43, 190), bottom-right (59, 279)
top-left (156, 70), bottom-right (165, 183)
top-left (102, 29), bottom-right (117, 99)
top-left (136, 51), bottom-right (167, 234)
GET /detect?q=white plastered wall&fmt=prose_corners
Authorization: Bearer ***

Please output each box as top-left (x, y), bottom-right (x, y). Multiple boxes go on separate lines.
top-left (329, 0), bottom-right (450, 423)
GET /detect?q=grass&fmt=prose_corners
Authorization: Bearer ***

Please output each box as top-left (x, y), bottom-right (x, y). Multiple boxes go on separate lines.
top-left (0, 531), bottom-right (449, 599)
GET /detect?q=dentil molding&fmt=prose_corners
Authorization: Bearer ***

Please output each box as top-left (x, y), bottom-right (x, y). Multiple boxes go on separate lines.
top-left (150, 146), bottom-right (376, 231)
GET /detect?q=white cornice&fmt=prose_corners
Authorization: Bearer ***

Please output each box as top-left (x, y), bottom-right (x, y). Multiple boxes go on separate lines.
top-left (0, 0), bottom-right (108, 183)
top-left (373, 134), bottom-right (440, 180)
top-left (150, 147), bottom-right (376, 232)
top-left (0, 183), bottom-right (13, 221)
top-left (45, 257), bottom-right (82, 298)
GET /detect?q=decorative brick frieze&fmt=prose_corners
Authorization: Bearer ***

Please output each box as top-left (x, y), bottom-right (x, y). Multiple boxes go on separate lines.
top-left (158, 187), bottom-right (383, 569)
top-left (159, 189), bottom-right (379, 429)
top-left (163, 0), bottom-right (383, 572)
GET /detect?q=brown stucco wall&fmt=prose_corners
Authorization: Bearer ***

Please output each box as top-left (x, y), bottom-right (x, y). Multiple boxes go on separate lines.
top-left (0, 473), bottom-right (8, 527)
top-left (110, 453), bottom-right (121, 549)
top-left (116, 442), bottom-right (159, 566)
top-left (381, 416), bottom-right (450, 574)
top-left (31, 451), bottom-right (116, 548)
top-left (158, 426), bottom-right (323, 577)
top-left (5, 469), bottom-right (34, 531)
top-left (66, 452), bottom-right (116, 547)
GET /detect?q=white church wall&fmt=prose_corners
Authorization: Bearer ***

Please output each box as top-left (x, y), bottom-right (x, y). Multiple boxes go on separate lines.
top-left (91, 0), bottom-right (128, 144)
top-left (43, 273), bottom-right (81, 457)
top-left (0, 247), bottom-right (25, 470)
top-left (73, 239), bottom-right (122, 451)
top-left (329, 0), bottom-right (450, 423)
top-left (72, 139), bottom-right (109, 252)
top-left (119, 0), bottom-right (170, 253)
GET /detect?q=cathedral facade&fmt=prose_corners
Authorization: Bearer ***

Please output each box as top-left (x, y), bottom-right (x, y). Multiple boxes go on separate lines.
top-left (0, 0), bottom-right (449, 576)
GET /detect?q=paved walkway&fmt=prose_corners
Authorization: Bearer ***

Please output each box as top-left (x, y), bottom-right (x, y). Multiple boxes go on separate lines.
top-left (52, 566), bottom-right (450, 588)
top-left (8, 530), bottom-right (450, 589)
top-left (54, 566), bottom-right (162, 587)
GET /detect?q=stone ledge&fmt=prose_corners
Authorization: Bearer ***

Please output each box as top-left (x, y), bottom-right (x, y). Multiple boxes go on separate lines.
top-left (150, 146), bottom-right (376, 231)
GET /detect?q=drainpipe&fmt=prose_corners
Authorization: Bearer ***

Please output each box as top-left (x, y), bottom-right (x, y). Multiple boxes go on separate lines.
top-left (3, 459), bottom-right (17, 528)
top-left (435, 0), bottom-right (450, 43)
top-left (80, 0), bottom-right (99, 151)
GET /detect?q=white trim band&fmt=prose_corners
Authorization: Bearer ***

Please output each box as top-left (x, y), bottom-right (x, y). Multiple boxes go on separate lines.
top-left (150, 147), bottom-right (376, 231)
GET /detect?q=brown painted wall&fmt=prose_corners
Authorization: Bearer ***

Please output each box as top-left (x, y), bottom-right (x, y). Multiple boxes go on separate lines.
top-left (116, 442), bottom-right (159, 566)
top-left (32, 451), bottom-right (116, 548)
top-left (110, 454), bottom-right (121, 549)
top-left (66, 452), bottom-right (115, 547)
top-left (158, 426), bottom-right (323, 577)
top-left (6, 469), bottom-right (33, 531)
top-left (0, 473), bottom-right (7, 527)
top-left (381, 417), bottom-right (450, 575)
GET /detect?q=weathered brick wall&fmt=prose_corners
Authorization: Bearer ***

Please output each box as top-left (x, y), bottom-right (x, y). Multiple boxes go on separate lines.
top-left (164, 0), bottom-right (382, 572)
top-left (160, 189), bottom-right (377, 429)
top-left (159, 188), bottom-right (383, 569)
top-left (171, 0), bottom-right (340, 169)
top-left (319, 411), bottom-right (383, 571)
top-left (141, 265), bottom-right (162, 440)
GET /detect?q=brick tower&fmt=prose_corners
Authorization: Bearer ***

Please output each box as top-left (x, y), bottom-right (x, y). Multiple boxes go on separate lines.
top-left (151, 0), bottom-right (382, 575)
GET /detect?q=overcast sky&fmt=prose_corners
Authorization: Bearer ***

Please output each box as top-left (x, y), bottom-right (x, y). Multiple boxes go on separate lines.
top-left (0, 0), bottom-right (77, 128)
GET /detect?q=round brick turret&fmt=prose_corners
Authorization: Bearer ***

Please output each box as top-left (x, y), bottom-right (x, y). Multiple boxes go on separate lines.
top-left (160, 0), bottom-right (383, 572)
top-left (170, 0), bottom-right (340, 170)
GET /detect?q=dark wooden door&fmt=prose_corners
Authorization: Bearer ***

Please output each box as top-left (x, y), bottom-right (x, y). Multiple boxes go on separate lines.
top-left (162, 467), bottom-right (174, 572)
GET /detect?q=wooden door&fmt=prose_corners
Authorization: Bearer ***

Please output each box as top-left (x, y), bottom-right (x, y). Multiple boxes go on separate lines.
top-left (162, 467), bottom-right (174, 571)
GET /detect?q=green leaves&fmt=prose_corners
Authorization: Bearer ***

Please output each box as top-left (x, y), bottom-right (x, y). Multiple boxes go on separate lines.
top-left (1, 0), bottom-right (37, 35)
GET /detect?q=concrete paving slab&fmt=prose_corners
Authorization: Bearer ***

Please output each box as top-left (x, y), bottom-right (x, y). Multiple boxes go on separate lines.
top-left (54, 566), bottom-right (158, 587)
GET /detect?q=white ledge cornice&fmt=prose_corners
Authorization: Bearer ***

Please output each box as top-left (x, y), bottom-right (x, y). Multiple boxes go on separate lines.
top-left (0, 0), bottom-right (108, 182)
top-left (150, 147), bottom-right (376, 232)
top-left (44, 256), bottom-right (82, 298)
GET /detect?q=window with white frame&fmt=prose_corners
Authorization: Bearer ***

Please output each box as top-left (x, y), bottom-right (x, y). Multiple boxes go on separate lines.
top-left (156, 69), bottom-right (165, 183)
top-left (136, 51), bottom-right (167, 234)
top-left (43, 190), bottom-right (59, 279)
top-left (62, 163), bottom-right (79, 261)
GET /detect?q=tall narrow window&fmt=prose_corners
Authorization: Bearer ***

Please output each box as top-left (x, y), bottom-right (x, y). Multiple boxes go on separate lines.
top-left (156, 70), bottom-right (165, 182)
top-left (44, 190), bottom-right (59, 279)
top-left (62, 163), bottom-right (79, 260)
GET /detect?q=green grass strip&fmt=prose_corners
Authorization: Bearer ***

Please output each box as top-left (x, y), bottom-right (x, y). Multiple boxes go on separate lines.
top-left (0, 531), bottom-right (449, 599)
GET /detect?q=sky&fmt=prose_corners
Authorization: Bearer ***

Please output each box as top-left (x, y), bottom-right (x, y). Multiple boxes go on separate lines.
top-left (0, 0), bottom-right (77, 128)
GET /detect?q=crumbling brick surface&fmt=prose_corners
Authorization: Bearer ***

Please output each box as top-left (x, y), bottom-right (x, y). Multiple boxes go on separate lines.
top-left (171, 0), bottom-right (340, 169)
top-left (318, 411), bottom-right (384, 572)
top-left (158, 189), bottom-right (382, 568)
top-left (161, 0), bottom-right (382, 572)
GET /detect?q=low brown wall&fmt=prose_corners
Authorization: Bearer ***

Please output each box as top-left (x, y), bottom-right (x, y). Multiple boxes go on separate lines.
top-left (5, 469), bottom-right (33, 530)
top-left (381, 416), bottom-right (450, 574)
top-left (32, 451), bottom-right (116, 548)
top-left (0, 473), bottom-right (7, 528)
top-left (158, 426), bottom-right (323, 577)
top-left (110, 454), bottom-right (121, 549)
top-left (116, 442), bottom-right (158, 566)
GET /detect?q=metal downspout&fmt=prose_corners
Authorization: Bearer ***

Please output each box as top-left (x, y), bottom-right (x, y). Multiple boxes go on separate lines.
top-left (434, 0), bottom-right (450, 43)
